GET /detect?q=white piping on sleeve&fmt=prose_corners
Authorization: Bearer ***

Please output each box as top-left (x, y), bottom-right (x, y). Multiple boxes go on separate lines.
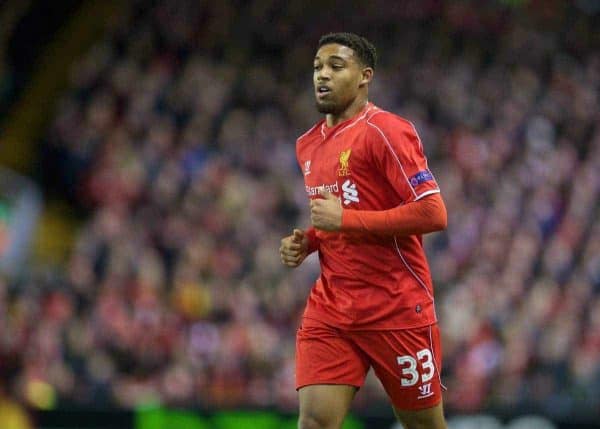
top-left (296, 122), bottom-right (321, 142)
top-left (367, 119), bottom-right (418, 199)
top-left (415, 189), bottom-right (441, 201)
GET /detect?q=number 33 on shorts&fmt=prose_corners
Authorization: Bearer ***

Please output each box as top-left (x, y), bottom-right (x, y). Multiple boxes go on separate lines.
top-left (396, 348), bottom-right (435, 387)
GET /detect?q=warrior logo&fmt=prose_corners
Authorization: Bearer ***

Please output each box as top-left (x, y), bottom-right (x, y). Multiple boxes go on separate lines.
top-left (418, 383), bottom-right (433, 399)
top-left (304, 160), bottom-right (311, 176)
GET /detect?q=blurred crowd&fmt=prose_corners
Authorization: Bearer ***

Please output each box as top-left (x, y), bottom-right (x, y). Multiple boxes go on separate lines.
top-left (0, 0), bottom-right (27, 116)
top-left (1, 0), bottom-right (599, 420)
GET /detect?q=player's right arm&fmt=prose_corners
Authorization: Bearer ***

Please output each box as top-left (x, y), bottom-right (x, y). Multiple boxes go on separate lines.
top-left (279, 227), bottom-right (319, 267)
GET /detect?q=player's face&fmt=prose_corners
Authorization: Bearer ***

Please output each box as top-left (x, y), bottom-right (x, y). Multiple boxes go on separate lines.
top-left (313, 44), bottom-right (366, 115)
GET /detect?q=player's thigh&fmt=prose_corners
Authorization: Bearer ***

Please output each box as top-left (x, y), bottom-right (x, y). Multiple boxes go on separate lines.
top-left (296, 318), bottom-right (369, 429)
top-left (298, 384), bottom-right (357, 429)
top-left (393, 401), bottom-right (447, 429)
top-left (353, 324), bottom-right (445, 412)
top-left (296, 317), bottom-right (370, 390)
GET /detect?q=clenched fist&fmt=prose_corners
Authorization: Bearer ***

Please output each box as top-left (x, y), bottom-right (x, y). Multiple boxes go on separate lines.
top-left (310, 188), bottom-right (342, 231)
top-left (280, 229), bottom-right (309, 267)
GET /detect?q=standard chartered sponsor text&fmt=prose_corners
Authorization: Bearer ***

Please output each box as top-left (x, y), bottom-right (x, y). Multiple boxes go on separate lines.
top-left (305, 182), bottom-right (339, 197)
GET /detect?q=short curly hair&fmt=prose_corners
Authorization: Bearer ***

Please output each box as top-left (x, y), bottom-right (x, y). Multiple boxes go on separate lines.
top-left (317, 32), bottom-right (377, 69)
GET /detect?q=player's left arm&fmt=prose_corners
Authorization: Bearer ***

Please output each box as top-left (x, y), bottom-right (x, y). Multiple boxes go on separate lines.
top-left (310, 189), bottom-right (446, 235)
top-left (340, 192), bottom-right (446, 235)
top-left (310, 116), bottom-right (447, 235)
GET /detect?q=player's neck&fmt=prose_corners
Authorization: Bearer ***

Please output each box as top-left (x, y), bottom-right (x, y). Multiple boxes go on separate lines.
top-left (326, 96), bottom-right (369, 127)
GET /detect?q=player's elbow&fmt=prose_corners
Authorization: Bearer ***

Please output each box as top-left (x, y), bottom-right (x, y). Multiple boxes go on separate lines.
top-left (425, 194), bottom-right (447, 232)
top-left (431, 206), bottom-right (447, 231)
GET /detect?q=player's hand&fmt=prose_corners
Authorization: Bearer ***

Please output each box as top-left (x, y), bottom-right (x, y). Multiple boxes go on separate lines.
top-left (310, 188), bottom-right (343, 231)
top-left (280, 228), bottom-right (309, 267)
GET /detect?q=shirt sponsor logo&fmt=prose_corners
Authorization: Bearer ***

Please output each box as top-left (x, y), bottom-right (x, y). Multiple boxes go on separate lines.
top-left (306, 182), bottom-right (338, 197)
top-left (409, 170), bottom-right (434, 187)
top-left (417, 382), bottom-right (433, 399)
top-left (342, 179), bottom-right (359, 205)
top-left (338, 149), bottom-right (352, 176)
top-left (304, 160), bottom-right (311, 176)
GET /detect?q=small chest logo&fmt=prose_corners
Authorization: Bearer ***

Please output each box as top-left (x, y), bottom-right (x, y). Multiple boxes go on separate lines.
top-left (338, 149), bottom-right (351, 176)
top-left (303, 160), bottom-right (311, 176)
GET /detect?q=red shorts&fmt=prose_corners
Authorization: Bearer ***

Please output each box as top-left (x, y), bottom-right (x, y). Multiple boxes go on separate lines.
top-left (296, 317), bottom-right (444, 411)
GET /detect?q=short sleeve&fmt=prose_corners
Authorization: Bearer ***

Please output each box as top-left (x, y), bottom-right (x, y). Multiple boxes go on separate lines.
top-left (367, 115), bottom-right (440, 203)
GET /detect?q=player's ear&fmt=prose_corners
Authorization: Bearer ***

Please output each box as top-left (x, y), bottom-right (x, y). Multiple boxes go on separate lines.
top-left (359, 67), bottom-right (373, 87)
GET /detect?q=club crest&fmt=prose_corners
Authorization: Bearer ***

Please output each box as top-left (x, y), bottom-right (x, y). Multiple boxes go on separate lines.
top-left (338, 149), bottom-right (351, 176)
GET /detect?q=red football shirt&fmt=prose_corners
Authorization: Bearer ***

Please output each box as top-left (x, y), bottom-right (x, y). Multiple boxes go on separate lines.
top-left (296, 103), bottom-right (441, 330)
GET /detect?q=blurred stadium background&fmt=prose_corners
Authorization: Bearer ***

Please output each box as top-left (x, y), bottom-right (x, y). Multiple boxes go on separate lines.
top-left (0, 0), bottom-right (599, 428)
